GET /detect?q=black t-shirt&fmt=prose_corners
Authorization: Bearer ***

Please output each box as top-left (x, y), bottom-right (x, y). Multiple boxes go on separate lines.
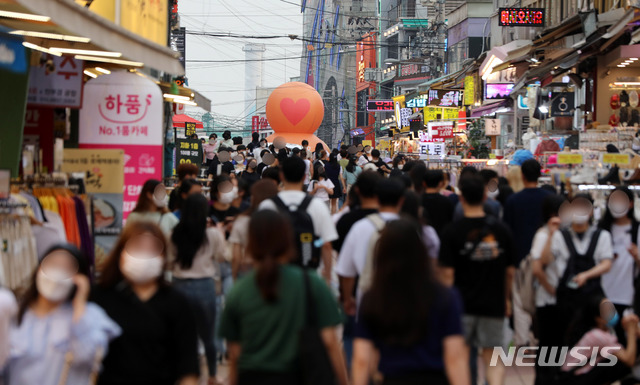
top-left (422, 193), bottom-right (454, 236)
top-left (168, 187), bottom-right (180, 212)
top-left (257, 162), bottom-right (268, 176)
top-left (438, 217), bottom-right (515, 317)
top-left (207, 158), bottom-right (235, 177)
top-left (209, 205), bottom-right (240, 224)
top-left (91, 285), bottom-right (200, 385)
top-left (333, 208), bottom-right (379, 252)
top-left (240, 170), bottom-right (260, 192)
top-left (374, 159), bottom-right (390, 175)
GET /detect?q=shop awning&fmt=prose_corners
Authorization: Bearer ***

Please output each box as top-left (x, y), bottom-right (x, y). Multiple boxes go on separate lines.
top-left (3, 0), bottom-right (184, 75)
top-left (173, 114), bottom-right (204, 129)
top-left (470, 100), bottom-right (510, 118)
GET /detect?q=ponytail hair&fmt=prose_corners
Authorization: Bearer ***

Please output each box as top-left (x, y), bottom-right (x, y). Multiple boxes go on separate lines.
top-left (247, 210), bottom-right (294, 302)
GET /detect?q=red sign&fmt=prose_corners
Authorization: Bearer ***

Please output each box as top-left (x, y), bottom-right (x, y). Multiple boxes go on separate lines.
top-left (367, 100), bottom-right (395, 111)
top-left (356, 34), bottom-right (376, 88)
top-left (499, 8), bottom-right (545, 26)
top-left (429, 122), bottom-right (454, 141)
top-left (252, 116), bottom-right (259, 133)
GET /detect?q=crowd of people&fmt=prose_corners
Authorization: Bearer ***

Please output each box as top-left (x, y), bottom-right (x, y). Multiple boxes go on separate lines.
top-left (2, 132), bottom-right (640, 385)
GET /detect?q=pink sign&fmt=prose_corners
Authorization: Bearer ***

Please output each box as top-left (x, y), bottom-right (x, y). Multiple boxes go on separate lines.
top-left (79, 72), bottom-right (163, 220)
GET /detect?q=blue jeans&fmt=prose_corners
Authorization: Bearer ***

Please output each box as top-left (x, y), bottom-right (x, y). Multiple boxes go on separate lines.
top-left (173, 277), bottom-right (217, 376)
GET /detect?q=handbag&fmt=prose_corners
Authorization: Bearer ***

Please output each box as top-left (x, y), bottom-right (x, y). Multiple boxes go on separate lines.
top-left (298, 270), bottom-right (336, 385)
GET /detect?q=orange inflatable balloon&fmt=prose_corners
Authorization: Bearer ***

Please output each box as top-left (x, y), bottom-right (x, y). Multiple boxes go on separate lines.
top-left (266, 82), bottom-right (324, 134)
top-left (265, 133), bottom-right (329, 152)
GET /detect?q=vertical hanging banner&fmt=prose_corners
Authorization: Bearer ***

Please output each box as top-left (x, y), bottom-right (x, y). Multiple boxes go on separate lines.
top-left (27, 55), bottom-right (83, 108)
top-left (79, 72), bottom-right (163, 221)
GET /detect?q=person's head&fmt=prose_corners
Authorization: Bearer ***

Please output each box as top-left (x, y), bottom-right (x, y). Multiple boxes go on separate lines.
top-left (568, 295), bottom-right (617, 347)
top-left (601, 186), bottom-right (635, 231)
top-left (18, 244), bottom-right (89, 324)
top-left (318, 150), bottom-right (328, 161)
top-left (459, 166), bottom-right (479, 185)
top-left (246, 158), bottom-right (257, 171)
top-left (364, 145), bottom-right (372, 154)
top-left (300, 149), bottom-right (308, 160)
top-left (302, 139), bottom-right (309, 148)
top-left (360, 219), bottom-right (436, 347)
top-left (346, 155), bottom-right (358, 173)
top-left (314, 143), bottom-right (324, 154)
top-left (171, 194), bottom-right (210, 270)
top-left (352, 170), bottom-right (381, 200)
top-left (424, 169), bottom-right (445, 190)
top-left (459, 174), bottom-right (486, 207)
top-left (260, 149), bottom-right (270, 160)
top-left (292, 147), bottom-right (301, 157)
top-left (280, 155), bottom-right (306, 184)
top-left (222, 130), bottom-right (231, 140)
top-left (400, 190), bottom-right (421, 223)
top-left (210, 174), bottom-right (236, 205)
top-left (133, 179), bottom-right (168, 213)
top-left (409, 162), bottom-right (428, 194)
top-left (209, 134), bottom-right (216, 143)
top-left (375, 178), bottom-right (405, 209)
top-left (237, 144), bottom-right (247, 156)
top-left (340, 148), bottom-right (348, 159)
top-left (248, 210), bottom-right (294, 302)
top-left (277, 148), bottom-right (288, 165)
top-left (329, 152), bottom-right (339, 165)
top-left (201, 138), bottom-right (206, 145)
top-left (262, 166), bottom-right (281, 184)
top-left (177, 163), bottom-right (199, 182)
top-left (314, 166), bottom-right (327, 181)
top-left (480, 169), bottom-right (499, 200)
top-left (175, 179), bottom-right (202, 211)
top-left (190, 133), bottom-right (199, 140)
top-left (570, 193), bottom-right (594, 227)
top-left (393, 155), bottom-right (405, 169)
top-left (99, 221), bottom-right (168, 289)
top-left (521, 159), bottom-right (542, 184)
top-left (371, 149), bottom-right (381, 160)
top-left (246, 179), bottom-right (279, 215)
top-left (541, 194), bottom-right (567, 224)
top-left (259, 138), bottom-right (268, 148)
top-left (252, 132), bottom-right (259, 142)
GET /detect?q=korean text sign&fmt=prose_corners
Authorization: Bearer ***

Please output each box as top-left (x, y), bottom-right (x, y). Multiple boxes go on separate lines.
top-left (176, 139), bottom-right (203, 168)
top-left (27, 56), bottom-right (83, 108)
top-left (79, 72), bottom-right (163, 220)
top-left (428, 121), bottom-right (454, 141)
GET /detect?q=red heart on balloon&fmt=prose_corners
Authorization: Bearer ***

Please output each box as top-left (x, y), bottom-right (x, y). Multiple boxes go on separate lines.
top-left (280, 98), bottom-right (310, 126)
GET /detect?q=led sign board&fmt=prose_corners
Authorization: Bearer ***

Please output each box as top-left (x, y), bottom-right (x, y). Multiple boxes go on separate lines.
top-left (498, 8), bottom-right (545, 27)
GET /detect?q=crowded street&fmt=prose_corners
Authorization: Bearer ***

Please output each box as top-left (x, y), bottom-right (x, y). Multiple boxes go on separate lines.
top-left (3, 1), bottom-right (640, 385)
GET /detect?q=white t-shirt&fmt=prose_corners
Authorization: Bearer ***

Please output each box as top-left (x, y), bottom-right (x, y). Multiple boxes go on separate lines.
top-left (303, 159), bottom-right (312, 184)
top-left (335, 212), bottom-right (399, 304)
top-left (422, 225), bottom-right (440, 259)
top-left (0, 288), bottom-right (17, 368)
top-left (308, 179), bottom-right (335, 202)
top-left (259, 190), bottom-right (338, 244)
top-left (530, 226), bottom-right (558, 307)
top-left (171, 227), bottom-right (229, 279)
top-left (357, 154), bottom-right (370, 167)
top-left (228, 215), bottom-right (250, 247)
top-left (125, 211), bottom-right (179, 238)
top-left (601, 223), bottom-right (638, 306)
top-left (549, 226), bottom-right (613, 303)
top-left (253, 147), bottom-right (265, 164)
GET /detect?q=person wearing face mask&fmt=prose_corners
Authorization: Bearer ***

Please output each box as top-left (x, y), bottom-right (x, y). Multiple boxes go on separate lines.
top-left (209, 174), bottom-right (241, 228)
top-left (545, 194), bottom-right (613, 347)
top-left (253, 139), bottom-right (267, 163)
top-left (557, 296), bottom-right (639, 385)
top-left (530, 194), bottom-right (568, 385)
top-left (220, 131), bottom-right (235, 151)
top-left (389, 154), bottom-right (405, 178)
top-left (4, 244), bottom-right (120, 385)
top-left (92, 222), bottom-right (200, 385)
top-left (126, 179), bottom-right (179, 238)
top-left (247, 132), bottom-right (260, 152)
top-left (358, 145), bottom-right (372, 166)
top-left (599, 186), bottom-right (640, 343)
top-left (203, 134), bottom-right (219, 167)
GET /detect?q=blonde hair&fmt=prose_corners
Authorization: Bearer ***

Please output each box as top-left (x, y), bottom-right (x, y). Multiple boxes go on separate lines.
top-left (507, 166), bottom-right (524, 193)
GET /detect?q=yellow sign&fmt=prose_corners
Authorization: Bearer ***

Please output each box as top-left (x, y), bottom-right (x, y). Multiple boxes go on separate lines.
top-left (489, 153), bottom-right (497, 159)
top-left (378, 139), bottom-right (390, 150)
top-left (81, 0), bottom-right (168, 46)
top-left (61, 149), bottom-right (124, 194)
top-left (423, 107), bottom-right (440, 124)
top-left (464, 76), bottom-right (475, 105)
top-left (443, 108), bottom-right (459, 121)
top-left (557, 153), bottom-right (583, 165)
top-left (185, 122), bottom-right (197, 137)
top-left (393, 95), bottom-right (406, 129)
top-left (602, 153), bottom-right (630, 165)
top-left (362, 140), bottom-right (372, 147)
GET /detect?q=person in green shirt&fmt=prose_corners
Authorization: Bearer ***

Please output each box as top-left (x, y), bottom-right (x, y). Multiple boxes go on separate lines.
top-left (219, 210), bottom-right (348, 385)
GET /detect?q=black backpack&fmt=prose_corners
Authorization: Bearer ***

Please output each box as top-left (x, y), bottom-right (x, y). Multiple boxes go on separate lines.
top-left (272, 195), bottom-right (321, 269)
top-left (556, 228), bottom-right (604, 303)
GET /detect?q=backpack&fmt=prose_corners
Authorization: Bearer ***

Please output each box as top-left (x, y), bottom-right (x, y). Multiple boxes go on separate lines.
top-left (515, 254), bottom-right (537, 316)
top-left (357, 214), bottom-right (387, 295)
top-left (272, 195), bottom-right (321, 269)
top-left (556, 228), bottom-right (604, 305)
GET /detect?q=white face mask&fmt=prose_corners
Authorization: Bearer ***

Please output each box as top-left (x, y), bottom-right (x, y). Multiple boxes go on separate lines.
top-left (219, 186), bottom-right (238, 205)
top-left (260, 142), bottom-right (266, 148)
top-left (121, 251), bottom-right (164, 285)
top-left (487, 189), bottom-right (500, 199)
top-left (209, 139), bottom-right (215, 145)
top-left (152, 195), bottom-right (168, 208)
top-left (36, 268), bottom-right (74, 302)
top-left (398, 164), bottom-right (404, 170)
top-left (608, 201), bottom-right (630, 219)
top-left (572, 213), bottom-right (591, 225)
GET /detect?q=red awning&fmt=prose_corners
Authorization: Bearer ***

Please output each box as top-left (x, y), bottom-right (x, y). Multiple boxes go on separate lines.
top-left (172, 114), bottom-right (203, 129)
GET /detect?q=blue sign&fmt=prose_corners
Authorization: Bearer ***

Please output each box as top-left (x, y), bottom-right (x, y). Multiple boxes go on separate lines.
top-left (0, 34), bottom-right (27, 74)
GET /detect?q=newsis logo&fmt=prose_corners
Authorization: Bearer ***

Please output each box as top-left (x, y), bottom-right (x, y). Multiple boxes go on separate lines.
top-left (490, 346), bottom-right (620, 367)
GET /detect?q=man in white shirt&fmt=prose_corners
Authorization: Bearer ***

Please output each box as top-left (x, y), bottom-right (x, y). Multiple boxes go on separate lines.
top-left (253, 138), bottom-right (267, 164)
top-left (259, 156), bottom-right (338, 282)
top-left (357, 145), bottom-right (372, 167)
top-left (335, 178), bottom-right (405, 316)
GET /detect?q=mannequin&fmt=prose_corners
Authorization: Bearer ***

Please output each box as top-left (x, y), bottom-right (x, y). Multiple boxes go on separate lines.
top-left (522, 128), bottom-right (537, 150)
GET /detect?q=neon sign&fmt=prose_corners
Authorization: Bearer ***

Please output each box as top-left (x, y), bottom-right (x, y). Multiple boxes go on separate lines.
top-left (498, 8), bottom-right (545, 27)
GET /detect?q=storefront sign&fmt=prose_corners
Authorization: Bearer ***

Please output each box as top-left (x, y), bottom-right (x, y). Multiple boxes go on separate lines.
top-left (485, 119), bottom-right (501, 136)
top-left (418, 142), bottom-right (446, 157)
top-left (176, 139), bottom-right (202, 168)
top-left (367, 100), bottom-right (395, 111)
top-left (185, 122), bottom-right (197, 137)
top-left (443, 108), bottom-right (459, 121)
top-left (120, 0), bottom-right (169, 46)
top-left (464, 76), bottom-right (475, 105)
top-left (428, 121), bottom-right (454, 141)
top-left (557, 153), bottom-right (583, 164)
top-left (485, 67), bottom-right (516, 84)
top-left (550, 92), bottom-right (575, 117)
top-left (0, 35), bottom-right (27, 74)
top-left (252, 116), bottom-right (260, 133)
top-left (399, 108), bottom-right (412, 131)
top-left (27, 56), bottom-right (83, 108)
top-left (79, 72), bottom-right (163, 220)
top-left (424, 107), bottom-right (440, 123)
top-left (517, 95), bottom-right (529, 109)
top-left (602, 153), bottom-right (630, 165)
top-left (356, 35), bottom-right (376, 86)
top-left (485, 83), bottom-right (514, 100)
top-left (61, 149), bottom-right (124, 259)
top-left (498, 8), bottom-right (545, 27)
top-left (408, 91), bottom-right (461, 108)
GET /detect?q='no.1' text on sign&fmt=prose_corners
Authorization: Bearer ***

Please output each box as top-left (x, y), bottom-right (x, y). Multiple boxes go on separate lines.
top-left (498, 8), bottom-right (544, 27)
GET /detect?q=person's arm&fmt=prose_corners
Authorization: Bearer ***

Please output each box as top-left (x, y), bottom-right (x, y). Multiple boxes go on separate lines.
top-left (231, 243), bottom-right (243, 280)
top-left (540, 219), bottom-right (561, 265)
top-left (324, 183), bottom-right (334, 196)
top-left (438, 227), bottom-right (455, 286)
top-left (532, 259), bottom-right (555, 296)
top-left (573, 259), bottom-right (612, 287)
top-left (440, 267), bottom-right (455, 287)
top-left (226, 342), bottom-right (242, 385)
top-left (443, 335), bottom-right (470, 385)
top-left (0, 289), bottom-right (17, 369)
top-left (505, 266), bottom-right (515, 317)
top-left (338, 275), bottom-right (357, 316)
top-left (321, 242), bottom-right (333, 283)
top-left (321, 327), bottom-right (349, 385)
top-left (352, 338), bottom-right (375, 385)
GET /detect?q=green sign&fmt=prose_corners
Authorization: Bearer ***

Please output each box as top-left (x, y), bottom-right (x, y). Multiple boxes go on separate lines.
top-left (401, 19), bottom-right (428, 27)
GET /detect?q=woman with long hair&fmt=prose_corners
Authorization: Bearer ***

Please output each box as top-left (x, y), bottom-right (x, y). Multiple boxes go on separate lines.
top-left (171, 194), bottom-right (228, 385)
top-left (325, 152), bottom-right (346, 214)
top-left (126, 179), bottom-right (179, 236)
top-left (219, 210), bottom-right (348, 385)
top-left (353, 219), bottom-right (469, 385)
top-left (344, 155), bottom-right (362, 194)
top-left (4, 244), bottom-right (120, 385)
top-left (172, 179), bottom-right (202, 220)
top-left (92, 222), bottom-right (200, 385)
top-left (229, 179), bottom-right (279, 279)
